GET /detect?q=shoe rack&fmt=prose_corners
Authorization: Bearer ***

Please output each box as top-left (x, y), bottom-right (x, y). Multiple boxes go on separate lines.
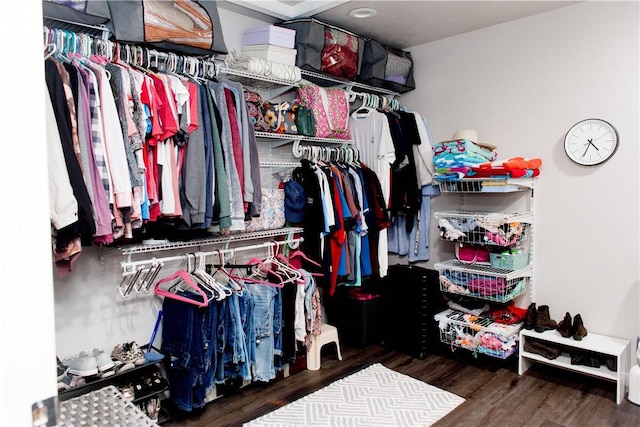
top-left (433, 178), bottom-right (535, 359)
top-left (518, 329), bottom-right (630, 404)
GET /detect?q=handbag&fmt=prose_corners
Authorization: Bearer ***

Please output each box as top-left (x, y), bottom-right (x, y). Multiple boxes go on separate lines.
top-left (455, 243), bottom-right (490, 264)
top-left (243, 90), bottom-right (270, 132)
top-left (294, 104), bottom-right (316, 137)
top-left (245, 189), bottom-right (285, 232)
top-left (262, 101), bottom-right (298, 135)
top-left (296, 84), bottom-right (351, 139)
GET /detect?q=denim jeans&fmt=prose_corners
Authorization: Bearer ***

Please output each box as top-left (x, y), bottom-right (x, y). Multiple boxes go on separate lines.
top-left (161, 295), bottom-right (195, 412)
top-left (244, 283), bottom-right (280, 381)
top-left (191, 299), bottom-right (217, 409)
top-left (222, 292), bottom-right (251, 381)
top-left (224, 289), bottom-right (254, 380)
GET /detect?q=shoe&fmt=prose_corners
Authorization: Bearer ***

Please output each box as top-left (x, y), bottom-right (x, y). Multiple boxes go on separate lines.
top-left (606, 357), bottom-right (617, 372)
top-left (58, 372), bottom-right (86, 391)
top-left (92, 348), bottom-right (115, 375)
top-left (64, 352), bottom-right (99, 377)
top-left (523, 302), bottom-right (536, 330)
top-left (112, 342), bottom-right (146, 366)
top-left (117, 384), bottom-right (135, 402)
top-left (533, 305), bottom-right (557, 333)
top-left (570, 351), bottom-right (601, 368)
top-left (145, 398), bottom-right (160, 423)
top-left (572, 314), bottom-right (588, 341)
top-left (524, 339), bottom-right (561, 360)
top-left (57, 357), bottom-right (67, 381)
top-left (557, 312), bottom-right (573, 338)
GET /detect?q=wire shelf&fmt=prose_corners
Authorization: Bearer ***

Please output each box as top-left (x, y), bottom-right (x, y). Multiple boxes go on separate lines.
top-left (219, 66), bottom-right (301, 89)
top-left (43, 17), bottom-right (110, 39)
top-left (300, 69), bottom-right (400, 96)
top-left (120, 227), bottom-right (303, 255)
top-left (57, 385), bottom-right (158, 426)
top-left (436, 178), bottom-right (535, 193)
top-left (254, 131), bottom-right (353, 145)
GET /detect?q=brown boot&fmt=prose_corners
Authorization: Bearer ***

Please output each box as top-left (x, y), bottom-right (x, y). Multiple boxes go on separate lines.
top-left (523, 302), bottom-right (536, 330)
top-left (572, 314), bottom-right (588, 341)
top-left (557, 312), bottom-right (572, 338)
top-left (534, 305), bottom-right (557, 333)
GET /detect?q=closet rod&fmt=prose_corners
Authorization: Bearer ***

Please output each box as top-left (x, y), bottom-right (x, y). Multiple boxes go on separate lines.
top-left (121, 237), bottom-right (304, 274)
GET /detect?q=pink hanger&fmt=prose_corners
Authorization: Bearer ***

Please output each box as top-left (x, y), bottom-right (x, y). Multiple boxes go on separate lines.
top-left (154, 270), bottom-right (208, 307)
top-left (243, 257), bottom-right (285, 288)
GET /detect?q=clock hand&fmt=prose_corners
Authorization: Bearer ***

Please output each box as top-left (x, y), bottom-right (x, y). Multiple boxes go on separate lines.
top-left (583, 143), bottom-right (590, 158)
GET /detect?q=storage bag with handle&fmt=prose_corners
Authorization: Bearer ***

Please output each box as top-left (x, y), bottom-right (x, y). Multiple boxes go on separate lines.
top-left (359, 39), bottom-right (415, 93)
top-left (276, 18), bottom-right (363, 80)
top-left (106, 0), bottom-right (227, 55)
top-left (43, 0), bottom-right (112, 26)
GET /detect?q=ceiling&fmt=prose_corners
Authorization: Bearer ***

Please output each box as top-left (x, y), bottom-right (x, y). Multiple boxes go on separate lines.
top-left (223, 1), bottom-right (581, 49)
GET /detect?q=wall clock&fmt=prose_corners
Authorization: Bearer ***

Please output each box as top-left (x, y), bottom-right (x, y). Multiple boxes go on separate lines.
top-left (564, 118), bottom-right (619, 166)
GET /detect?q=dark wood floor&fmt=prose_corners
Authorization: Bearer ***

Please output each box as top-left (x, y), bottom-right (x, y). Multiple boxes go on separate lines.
top-left (163, 343), bottom-right (640, 427)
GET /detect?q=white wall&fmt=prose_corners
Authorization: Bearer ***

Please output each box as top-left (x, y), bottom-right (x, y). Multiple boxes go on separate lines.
top-left (401, 1), bottom-right (640, 344)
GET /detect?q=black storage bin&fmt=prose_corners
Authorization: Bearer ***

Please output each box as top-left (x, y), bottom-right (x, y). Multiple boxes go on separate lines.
top-left (378, 264), bottom-right (445, 359)
top-left (358, 39), bottom-right (416, 94)
top-left (276, 18), bottom-right (364, 80)
top-left (324, 288), bottom-right (381, 348)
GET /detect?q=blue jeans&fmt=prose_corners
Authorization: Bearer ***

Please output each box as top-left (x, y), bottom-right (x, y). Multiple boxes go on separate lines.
top-left (191, 299), bottom-right (217, 409)
top-left (244, 283), bottom-right (280, 381)
top-left (161, 293), bottom-right (218, 411)
top-left (223, 292), bottom-right (251, 381)
top-left (161, 296), bottom-right (195, 412)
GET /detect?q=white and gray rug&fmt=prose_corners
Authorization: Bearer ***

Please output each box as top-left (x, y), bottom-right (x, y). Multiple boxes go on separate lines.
top-left (244, 363), bottom-right (465, 427)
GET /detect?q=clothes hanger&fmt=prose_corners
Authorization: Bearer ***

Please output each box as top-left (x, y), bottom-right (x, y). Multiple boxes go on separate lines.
top-left (191, 252), bottom-right (227, 301)
top-left (243, 255), bottom-right (285, 288)
top-left (154, 264), bottom-right (209, 308)
top-left (210, 249), bottom-right (244, 293)
top-left (268, 242), bottom-right (303, 285)
top-left (153, 270), bottom-right (209, 307)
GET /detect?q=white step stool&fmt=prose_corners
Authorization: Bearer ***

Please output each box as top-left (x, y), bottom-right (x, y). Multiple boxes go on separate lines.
top-left (307, 323), bottom-right (343, 370)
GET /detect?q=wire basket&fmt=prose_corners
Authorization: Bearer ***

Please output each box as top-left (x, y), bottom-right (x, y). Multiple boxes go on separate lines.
top-left (435, 211), bottom-right (531, 247)
top-left (439, 274), bottom-right (527, 303)
top-left (435, 309), bottom-right (521, 359)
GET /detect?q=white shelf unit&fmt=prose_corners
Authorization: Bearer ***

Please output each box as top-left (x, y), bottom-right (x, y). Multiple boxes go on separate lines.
top-left (433, 178), bottom-right (536, 359)
top-left (518, 329), bottom-right (630, 404)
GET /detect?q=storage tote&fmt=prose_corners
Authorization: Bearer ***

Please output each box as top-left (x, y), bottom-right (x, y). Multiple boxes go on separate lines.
top-left (276, 18), bottom-right (364, 80)
top-left (43, 0), bottom-right (112, 26)
top-left (358, 39), bottom-right (415, 93)
top-left (106, 0), bottom-right (227, 55)
top-left (489, 251), bottom-right (530, 271)
top-left (244, 25), bottom-right (296, 49)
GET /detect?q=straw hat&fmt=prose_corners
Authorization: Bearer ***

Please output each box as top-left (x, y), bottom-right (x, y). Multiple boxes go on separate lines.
top-left (452, 129), bottom-right (497, 151)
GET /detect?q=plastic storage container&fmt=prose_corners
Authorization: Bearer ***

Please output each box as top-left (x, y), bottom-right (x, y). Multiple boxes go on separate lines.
top-left (489, 251), bottom-right (530, 270)
top-left (244, 25), bottom-right (296, 49)
top-left (240, 44), bottom-right (297, 66)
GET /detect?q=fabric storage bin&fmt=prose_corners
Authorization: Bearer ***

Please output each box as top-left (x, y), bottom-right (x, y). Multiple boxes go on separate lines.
top-left (276, 18), bottom-right (364, 80)
top-left (489, 251), bottom-right (530, 270)
top-left (241, 45), bottom-right (297, 66)
top-left (43, 0), bottom-right (111, 26)
top-left (358, 39), bottom-right (415, 93)
top-left (244, 25), bottom-right (296, 49)
top-left (324, 288), bottom-right (380, 348)
top-left (106, 0), bottom-right (227, 55)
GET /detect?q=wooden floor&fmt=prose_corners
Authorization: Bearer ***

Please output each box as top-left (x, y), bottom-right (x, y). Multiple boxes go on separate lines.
top-left (163, 343), bottom-right (640, 427)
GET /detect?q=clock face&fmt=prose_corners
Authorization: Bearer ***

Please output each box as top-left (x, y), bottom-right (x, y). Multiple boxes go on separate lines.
top-left (564, 119), bottom-right (619, 166)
